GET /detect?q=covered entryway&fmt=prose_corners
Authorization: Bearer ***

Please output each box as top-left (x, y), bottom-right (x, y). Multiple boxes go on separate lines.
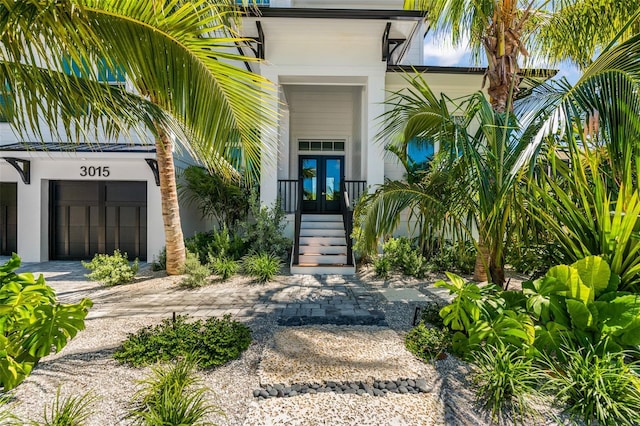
top-left (50, 181), bottom-right (147, 260)
top-left (0, 182), bottom-right (17, 255)
top-left (300, 155), bottom-right (344, 214)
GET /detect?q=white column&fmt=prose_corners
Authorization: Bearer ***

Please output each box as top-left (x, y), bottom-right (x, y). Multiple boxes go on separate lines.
top-left (16, 166), bottom-right (43, 262)
top-left (260, 70), bottom-right (280, 207)
top-left (365, 72), bottom-right (386, 189)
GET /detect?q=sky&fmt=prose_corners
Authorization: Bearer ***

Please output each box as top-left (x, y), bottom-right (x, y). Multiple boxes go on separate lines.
top-left (423, 33), bottom-right (582, 84)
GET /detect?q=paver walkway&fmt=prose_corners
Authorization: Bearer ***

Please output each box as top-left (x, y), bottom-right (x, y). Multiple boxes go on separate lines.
top-left (8, 260), bottom-right (396, 326)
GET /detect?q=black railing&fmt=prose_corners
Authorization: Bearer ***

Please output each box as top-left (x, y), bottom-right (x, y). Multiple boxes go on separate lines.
top-left (277, 179), bottom-right (298, 213)
top-left (292, 177), bottom-right (303, 265)
top-left (340, 179), bottom-right (354, 266)
top-left (344, 180), bottom-right (367, 207)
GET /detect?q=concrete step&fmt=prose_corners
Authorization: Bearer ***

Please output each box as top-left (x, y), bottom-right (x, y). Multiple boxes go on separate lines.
top-left (302, 214), bottom-right (342, 222)
top-left (290, 264), bottom-right (356, 275)
top-left (298, 254), bottom-right (348, 264)
top-left (300, 221), bottom-right (344, 229)
top-left (300, 228), bottom-right (345, 237)
top-left (299, 245), bottom-right (347, 255)
top-left (299, 236), bottom-right (346, 246)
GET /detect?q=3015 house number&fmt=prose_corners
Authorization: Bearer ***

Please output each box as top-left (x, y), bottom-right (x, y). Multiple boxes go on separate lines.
top-left (80, 166), bottom-right (110, 177)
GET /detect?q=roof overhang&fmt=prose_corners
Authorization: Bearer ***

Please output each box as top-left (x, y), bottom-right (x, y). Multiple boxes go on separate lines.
top-left (244, 7), bottom-right (424, 20)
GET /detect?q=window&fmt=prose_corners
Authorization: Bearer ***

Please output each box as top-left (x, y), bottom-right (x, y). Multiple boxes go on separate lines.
top-left (236, 0), bottom-right (270, 5)
top-left (0, 81), bottom-right (12, 122)
top-left (97, 58), bottom-right (126, 85)
top-left (62, 56), bottom-right (90, 78)
top-left (407, 137), bottom-right (434, 170)
top-left (298, 139), bottom-right (345, 152)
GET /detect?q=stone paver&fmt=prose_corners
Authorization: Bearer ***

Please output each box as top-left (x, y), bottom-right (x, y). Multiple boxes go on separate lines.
top-left (5, 259), bottom-right (395, 326)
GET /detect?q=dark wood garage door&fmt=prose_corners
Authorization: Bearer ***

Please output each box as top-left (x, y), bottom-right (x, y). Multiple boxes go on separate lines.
top-left (0, 182), bottom-right (17, 255)
top-left (50, 181), bottom-right (147, 260)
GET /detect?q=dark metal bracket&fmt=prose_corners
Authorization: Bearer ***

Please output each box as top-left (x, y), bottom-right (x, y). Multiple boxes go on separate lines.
top-left (145, 158), bottom-right (160, 186)
top-left (3, 157), bottom-right (30, 184)
top-left (382, 22), bottom-right (406, 64)
top-left (249, 21), bottom-right (265, 60)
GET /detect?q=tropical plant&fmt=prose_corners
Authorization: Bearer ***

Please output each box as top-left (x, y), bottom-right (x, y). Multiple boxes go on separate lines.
top-left (179, 165), bottom-right (250, 230)
top-left (179, 252), bottom-right (211, 288)
top-left (514, 30), bottom-right (640, 291)
top-left (373, 255), bottom-right (391, 278)
top-left (435, 272), bottom-right (534, 355)
top-left (0, 254), bottom-right (93, 390)
top-left (523, 256), bottom-right (640, 355)
top-left (472, 343), bottom-right (542, 421)
top-left (129, 358), bottom-right (219, 426)
top-left (404, 322), bottom-right (451, 362)
top-left (0, 0), bottom-right (276, 275)
top-left (82, 249), bottom-right (139, 286)
top-left (404, 0), bottom-right (640, 112)
top-left (242, 252), bottom-right (282, 283)
top-left (114, 314), bottom-right (251, 368)
top-left (541, 342), bottom-right (640, 426)
top-left (381, 237), bottom-right (427, 277)
top-left (368, 75), bottom-right (533, 286)
top-left (32, 388), bottom-right (96, 426)
top-left (241, 192), bottom-right (291, 261)
top-left (209, 255), bottom-right (239, 281)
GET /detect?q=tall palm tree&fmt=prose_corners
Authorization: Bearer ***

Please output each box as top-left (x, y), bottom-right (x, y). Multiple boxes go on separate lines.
top-left (0, 0), bottom-right (276, 274)
top-left (367, 74), bottom-right (528, 286)
top-left (404, 0), bottom-right (640, 112)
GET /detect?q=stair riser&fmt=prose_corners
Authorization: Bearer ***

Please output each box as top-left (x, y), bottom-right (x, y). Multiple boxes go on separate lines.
top-left (290, 265), bottom-right (356, 275)
top-left (301, 214), bottom-right (342, 222)
top-left (299, 245), bottom-right (347, 255)
top-left (299, 237), bottom-right (346, 245)
top-left (301, 221), bottom-right (344, 229)
top-left (298, 254), bottom-right (347, 264)
top-left (300, 229), bottom-right (345, 237)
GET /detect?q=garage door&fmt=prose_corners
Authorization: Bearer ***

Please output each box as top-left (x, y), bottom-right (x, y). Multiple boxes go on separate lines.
top-left (50, 181), bottom-right (147, 260)
top-left (0, 182), bottom-right (17, 255)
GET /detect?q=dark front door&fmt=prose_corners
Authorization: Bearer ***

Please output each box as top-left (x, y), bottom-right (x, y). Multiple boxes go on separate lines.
top-left (300, 156), bottom-right (343, 213)
top-left (50, 181), bottom-right (147, 260)
top-left (0, 182), bottom-right (17, 255)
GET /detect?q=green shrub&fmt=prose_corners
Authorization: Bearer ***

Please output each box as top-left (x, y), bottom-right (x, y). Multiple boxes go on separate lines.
top-left (382, 237), bottom-right (427, 277)
top-left (0, 254), bottom-right (93, 390)
top-left (405, 322), bottom-right (451, 362)
top-left (472, 343), bottom-right (542, 421)
top-left (129, 358), bottom-right (219, 426)
top-left (209, 255), bottom-right (239, 281)
top-left (505, 242), bottom-right (559, 278)
top-left (34, 388), bottom-right (96, 426)
top-left (419, 302), bottom-right (445, 328)
top-left (435, 273), bottom-right (534, 356)
top-left (185, 228), bottom-right (246, 264)
top-left (373, 256), bottom-right (390, 278)
top-left (542, 343), bottom-right (640, 426)
top-left (241, 191), bottom-right (291, 260)
top-left (150, 247), bottom-right (166, 272)
top-left (184, 232), bottom-right (217, 264)
top-left (82, 249), bottom-right (139, 286)
top-left (179, 252), bottom-right (211, 288)
top-left (113, 315), bottom-right (251, 368)
top-left (427, 241), bottom-right (476, 274)
top-left (242, 252), bottom-right (282, 283)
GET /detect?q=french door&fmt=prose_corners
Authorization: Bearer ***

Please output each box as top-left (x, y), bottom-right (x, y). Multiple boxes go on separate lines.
top-left (299, 156), bottom-right (343, 213)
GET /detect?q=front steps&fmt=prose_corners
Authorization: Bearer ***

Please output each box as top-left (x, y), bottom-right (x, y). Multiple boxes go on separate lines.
top-left (291, 214), bottom-right (356, 275)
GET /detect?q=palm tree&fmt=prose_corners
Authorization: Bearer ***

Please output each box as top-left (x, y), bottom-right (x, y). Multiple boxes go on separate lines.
top-left (366, 74), bottom-right (528, 286)
top-left (513, 29), bottom-right (640, 290)
top-left (0, 0), bottom-right (276, 274)
top-left (404, 0), bottom-right (640, 112)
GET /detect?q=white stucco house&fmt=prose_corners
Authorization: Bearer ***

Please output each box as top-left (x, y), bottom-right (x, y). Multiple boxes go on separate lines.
top-left (0, 0), bottom-right (490, 274)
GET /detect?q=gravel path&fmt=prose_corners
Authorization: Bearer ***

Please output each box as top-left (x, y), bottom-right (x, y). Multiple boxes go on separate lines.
top-left (3, 265), bottom-right (541, 425)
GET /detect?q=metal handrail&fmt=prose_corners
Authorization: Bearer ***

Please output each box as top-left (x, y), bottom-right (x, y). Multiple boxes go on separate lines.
top-left (293, 177), bottom-right (303, 265)
top-left (340, 178), bottom-right (354, 266)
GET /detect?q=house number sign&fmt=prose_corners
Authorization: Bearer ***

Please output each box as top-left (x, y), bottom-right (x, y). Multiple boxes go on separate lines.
top-left (80, 166), bottom-right (110, 177)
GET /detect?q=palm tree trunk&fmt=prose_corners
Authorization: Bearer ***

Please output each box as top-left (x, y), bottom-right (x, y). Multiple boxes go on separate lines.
top-left (473, 243), bottom-right (489, 282)
top-left (155, 125), bottom-right (186, 275)
top-left (483, 13), bottom-right (523, 112)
